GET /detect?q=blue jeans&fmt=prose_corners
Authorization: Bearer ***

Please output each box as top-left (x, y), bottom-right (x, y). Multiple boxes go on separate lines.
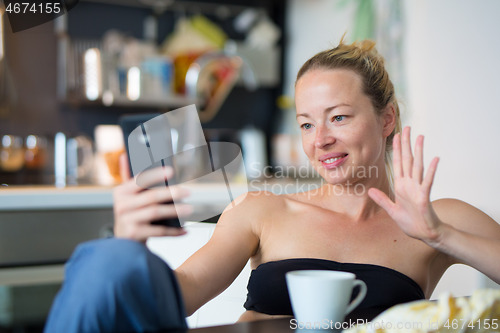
top-left (44, 238), bottom-right (187, 333)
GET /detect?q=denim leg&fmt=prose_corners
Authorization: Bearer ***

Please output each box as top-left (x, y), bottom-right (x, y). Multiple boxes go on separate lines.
top-left (44, 238), bottom-right (187, 333)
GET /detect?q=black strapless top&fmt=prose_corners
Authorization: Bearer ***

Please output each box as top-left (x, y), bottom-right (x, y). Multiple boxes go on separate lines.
top-left (243, 258), bottom-right (425, 321)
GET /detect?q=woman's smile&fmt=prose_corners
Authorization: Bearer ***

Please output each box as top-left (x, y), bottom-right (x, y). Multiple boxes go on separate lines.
top-left (319, 153), bottom-right (348, 169)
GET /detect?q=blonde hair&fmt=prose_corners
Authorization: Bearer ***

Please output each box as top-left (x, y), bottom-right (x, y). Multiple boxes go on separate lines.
top-left (296, 38), bottom-right (402, 179)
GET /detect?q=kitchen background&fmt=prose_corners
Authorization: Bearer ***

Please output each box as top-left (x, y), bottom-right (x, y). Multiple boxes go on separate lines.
top-left (0, 0), bottom-right (499, 330)
top-left (0, 0), bottom-right (287, 186)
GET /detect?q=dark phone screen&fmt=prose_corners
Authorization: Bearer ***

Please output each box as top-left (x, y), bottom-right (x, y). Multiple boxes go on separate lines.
top-left (118, 113), bottom-right (182, 228)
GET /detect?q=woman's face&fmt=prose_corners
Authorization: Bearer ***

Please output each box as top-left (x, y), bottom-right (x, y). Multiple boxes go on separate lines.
top-left (295, 69), bottom-right (391, 185)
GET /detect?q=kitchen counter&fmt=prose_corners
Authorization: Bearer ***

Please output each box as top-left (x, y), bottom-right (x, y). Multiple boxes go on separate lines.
top-left (0, 177), bottom-right (322, 210)
top-left (0, 265), bottom-right (64, 287)
top-left (0, 185), bottom-right (114, 211)
top-left (0, 186), bottom-right (115, 268)
top-left (0, 182), bottom-right (251, 211)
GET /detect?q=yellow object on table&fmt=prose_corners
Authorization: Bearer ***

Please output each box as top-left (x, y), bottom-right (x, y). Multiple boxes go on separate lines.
top-left (344, 289), bottom-right (500, 333)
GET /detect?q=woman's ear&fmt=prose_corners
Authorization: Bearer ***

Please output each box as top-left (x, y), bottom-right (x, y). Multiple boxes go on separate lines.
top-left (381, 103), bottom-right (396, 138)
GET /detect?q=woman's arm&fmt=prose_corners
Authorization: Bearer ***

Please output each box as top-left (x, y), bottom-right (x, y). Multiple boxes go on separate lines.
top-left (431, 198), bottom-right (500, 283)
top-left (175, 193), bottom-right (262, 316)
top-left (368, 127), bottom-right (500, 283)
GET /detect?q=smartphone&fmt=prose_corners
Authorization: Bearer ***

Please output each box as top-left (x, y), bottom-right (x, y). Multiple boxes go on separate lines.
top-left (118, 113), bottom-right (182, 228)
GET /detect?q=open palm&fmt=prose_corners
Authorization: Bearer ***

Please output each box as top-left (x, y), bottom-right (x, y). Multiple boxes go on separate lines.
top-left (368, 127), bottom-right (443, 244)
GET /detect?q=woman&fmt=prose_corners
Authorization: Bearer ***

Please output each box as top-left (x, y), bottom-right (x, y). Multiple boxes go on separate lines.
top-left (45, 39), bottom-right (500, 332)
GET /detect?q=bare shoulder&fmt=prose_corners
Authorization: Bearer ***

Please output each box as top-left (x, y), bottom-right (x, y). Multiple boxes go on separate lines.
top-left (432, 198), bottom-right (500, 237)
top-left (217, 190), bottom-right (288, 228)
top-left (223, 190), bottom-right (288, 213)
top-left (432, 198), bottom-right (492, 220)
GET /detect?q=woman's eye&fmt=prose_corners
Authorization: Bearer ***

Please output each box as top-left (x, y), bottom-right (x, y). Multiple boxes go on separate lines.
top-left (333, 115), bottom-right (344, 122)
top-left (301, 123), bottom-right (312, 130)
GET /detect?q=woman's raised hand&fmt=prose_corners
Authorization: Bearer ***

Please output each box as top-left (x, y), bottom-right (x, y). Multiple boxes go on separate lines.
top-left (113, 153), bottom-right (192, 243)
top-left (368, 127), bottom-right (444, 246)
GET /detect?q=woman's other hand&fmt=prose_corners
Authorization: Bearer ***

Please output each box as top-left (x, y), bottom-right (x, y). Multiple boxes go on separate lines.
top-left (368, 127), bottom-right (443, 246)
top-left (113, 153), bottom-right (192, 243)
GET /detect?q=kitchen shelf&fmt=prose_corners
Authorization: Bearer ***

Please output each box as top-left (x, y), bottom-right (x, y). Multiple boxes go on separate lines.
top-left (103, 94), bottom-right (197, 108)
top-left (64, 92), bottom-right (197, 109)
top-left (56, 32), bottom-right (197, 109)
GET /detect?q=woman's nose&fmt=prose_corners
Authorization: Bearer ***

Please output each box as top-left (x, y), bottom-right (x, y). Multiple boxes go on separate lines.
top-left (314, 125), bottom-right (336, 148)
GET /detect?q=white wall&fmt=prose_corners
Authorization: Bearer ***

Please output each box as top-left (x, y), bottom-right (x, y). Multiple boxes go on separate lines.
top-left (404, 0), bottom-right (500, 297)
top-left (404, 0), bottom-right (500, 212)
top-left (285, 0), bottom-right (500, 298)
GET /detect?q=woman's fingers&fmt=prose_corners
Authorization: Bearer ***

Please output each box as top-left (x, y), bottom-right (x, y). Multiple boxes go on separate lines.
top-left (393, 128), bottom-right (429, 184)
top-left (423, 157), bottom-right (440, 192)
top-left (392, 132), bottom-right (403, 179)
top-left (122, 203), bottom-right (193, 226)
top-left (115, 202), bottom-right (192, 241)
top-left (138, 185), bottom-right (190, 208)
top-left (401, 127), bottom-right (413, 177)
top-left (412, 135), bottom-right (424, 183)
top-left (135, 165), bottom-right (174, 190)
top-left (118, 166), bottom-right (173, 195)
top-left (115, 185), bottom-right (190, 216)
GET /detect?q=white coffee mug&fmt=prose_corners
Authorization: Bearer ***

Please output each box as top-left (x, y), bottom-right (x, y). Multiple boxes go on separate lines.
top-left (286, 270), bottom-right (367, 327)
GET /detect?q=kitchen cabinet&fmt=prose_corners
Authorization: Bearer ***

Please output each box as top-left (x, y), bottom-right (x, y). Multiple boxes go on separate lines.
top-left (0, 186), bottom-right (114, 327)
top-left (0, 186), bottom-right (115, 267)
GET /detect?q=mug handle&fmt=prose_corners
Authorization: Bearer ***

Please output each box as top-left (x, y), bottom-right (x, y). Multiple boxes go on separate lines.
top-left (345, 279), bottom-right (367, 315)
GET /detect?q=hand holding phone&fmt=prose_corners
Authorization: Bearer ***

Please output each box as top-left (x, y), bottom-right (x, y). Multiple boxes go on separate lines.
top-left (118, 113), bottom-right (183, 228)
top-left (112, 159), bottom-right (191, 242)
top-left (117, 105), bottom-right (247, 234)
